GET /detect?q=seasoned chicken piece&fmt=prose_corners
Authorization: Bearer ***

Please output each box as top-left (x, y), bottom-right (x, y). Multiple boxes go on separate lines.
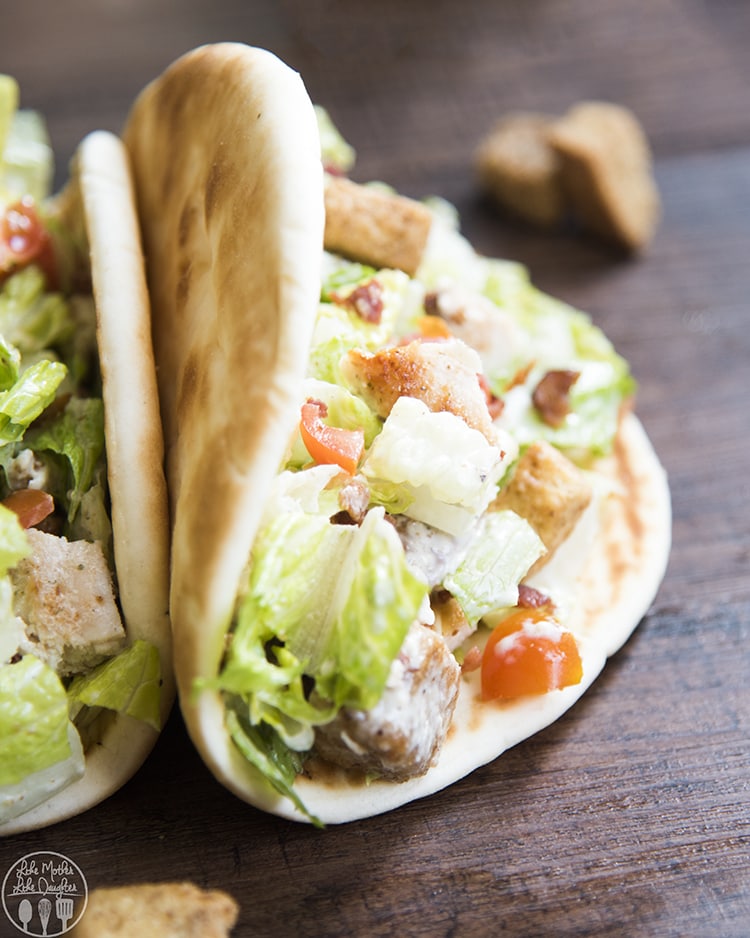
top-left (71, 882), bottom-right (239, 938)
top-left (342, 337), bottom-right (498, 444)
top-left (314, 621), bottom-right (460, 780)
top-left (492, 440), bottom-right (592, 574)
top-left (11, 528), bottom-right (126, 676)
top-left (324, 175), bottom-right (432, 276)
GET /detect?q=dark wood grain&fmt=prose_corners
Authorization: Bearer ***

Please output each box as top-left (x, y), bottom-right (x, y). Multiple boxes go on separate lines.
top-left (2, 2), bottom-right (749, 936)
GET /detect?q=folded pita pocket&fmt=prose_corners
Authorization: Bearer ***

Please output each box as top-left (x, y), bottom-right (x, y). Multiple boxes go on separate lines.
top-left (125, 43), bottom-right (670, 825)
top-left (0, 127), bottom-right (173, 834)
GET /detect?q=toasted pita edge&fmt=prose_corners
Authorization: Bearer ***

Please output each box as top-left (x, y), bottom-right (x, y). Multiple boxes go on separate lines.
top-left (1, 131), bottom-right (174, 836)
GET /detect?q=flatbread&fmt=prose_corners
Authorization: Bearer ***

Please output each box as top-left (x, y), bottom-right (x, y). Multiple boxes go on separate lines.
top-left (1, 131), bottom-right (174, 834)
top-left (125, 43), bottom-right (670, 825)
top-left (124, 42), bottom-right (325, 804)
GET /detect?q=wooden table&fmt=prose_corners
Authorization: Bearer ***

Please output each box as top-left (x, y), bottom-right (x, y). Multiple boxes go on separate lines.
top-left (2, 2), bottom-right (748, 935)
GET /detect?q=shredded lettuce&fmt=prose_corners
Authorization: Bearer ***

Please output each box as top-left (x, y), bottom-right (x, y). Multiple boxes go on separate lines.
top-left (444, 510), bottom-right (546, 624)
top-left (315, 105), bottom-right (356, 175)
top-left (23, 395), bottom-right (105, 522)
top-left (362, 396), bottom-right (507, 535)
top-left (0, 655), bottom-right (75, 787)
top-left (215, 506), bottom-right (426, 750)
top-left (67, 640), bottom-right (163, 732)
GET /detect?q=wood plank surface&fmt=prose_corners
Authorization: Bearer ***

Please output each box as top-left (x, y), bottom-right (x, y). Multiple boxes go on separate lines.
top-left (2, 2), bottom-right (748, 936)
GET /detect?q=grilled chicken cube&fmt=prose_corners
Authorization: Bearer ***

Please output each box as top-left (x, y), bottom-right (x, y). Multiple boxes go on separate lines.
top-left (492, 440), bottom-right (592, 574)
top-left (314, 621), bottom-right (461, 780)
top-left (342, 337), bottom-right (498, 445)
top-left (11, 528), bottom-right (126, 676)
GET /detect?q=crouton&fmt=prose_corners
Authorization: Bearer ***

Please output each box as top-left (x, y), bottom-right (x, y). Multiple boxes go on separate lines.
top-left (11, 528), bottom-right (126, 676)
top-left (324, 175), bottom-right (432, 275)
top-left (70, 882), bottom-right (239, 937)
top-left (474, 111), bottom-right (565, 227)
top-left (492, 441), bottom-right (592, 574)
top-left (549, 101), bottom-right (660, 251)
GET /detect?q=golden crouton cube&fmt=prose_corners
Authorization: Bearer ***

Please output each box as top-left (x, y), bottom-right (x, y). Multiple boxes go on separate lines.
top-left (324, 175), bottom-right (433, 276)
top-left (70, 882), bottom-right (239, 937)
top-left (549, 101), bottom-right (660, 252)
top-left (474, 111), bottom-right (565, 227)
top-left (493, 440), bottom-right (593, 574)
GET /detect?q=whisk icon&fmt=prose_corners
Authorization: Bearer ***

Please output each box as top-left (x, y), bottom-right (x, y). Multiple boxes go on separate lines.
top-left (37, 898), bottom-right (51, 936)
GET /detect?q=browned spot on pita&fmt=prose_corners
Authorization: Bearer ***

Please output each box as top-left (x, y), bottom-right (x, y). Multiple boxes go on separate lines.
top-left (178, 350), bottom-right (200, 423)
top-left (176, 256), bottom-right (192, 308)
top-left (178, 200), bottom-right (198, 248)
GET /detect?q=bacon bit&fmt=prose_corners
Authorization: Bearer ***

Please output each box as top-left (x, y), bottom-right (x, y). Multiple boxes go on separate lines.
top-left (3, 488), bottom-right (55, 529)
top-left (518, 583), bottom-right (554, 609)
top-left (461, 645), bottom-right (483, 673)
top-left (331, 278), bottom-right (384, 324)
top-left (478, 372), bottom-right (504, 419)
top-left (423, 291), bottom-right (440, 317)
top-left (532, 369), bottom-right (580, 427)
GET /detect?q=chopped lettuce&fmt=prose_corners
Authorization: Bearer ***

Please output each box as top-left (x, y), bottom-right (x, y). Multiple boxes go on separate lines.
top-left (315, 105), bottom-right (356, 175)
top-left (1, 102), bottom-right (54, 205)
top-left (67, 640), bottom-right (163, 732)
top-left (0, 75), bottom-right (19, 161)
top-left (23, 395), bottom-right (105, 522)
top-left (0, 655), bottom-right (76, 788)
top-left (226, 705), bottom-right (322, 826)
top-left (443, 510), bottom-right (546, 624)
top-left (362, 396), bottom-right (507, 535)
top-left (216, 506), bottom-right (426, 750)
top-left (0, 358), bottom-right (67, 445)
top-left (0, 266), bottom-right (73, 355)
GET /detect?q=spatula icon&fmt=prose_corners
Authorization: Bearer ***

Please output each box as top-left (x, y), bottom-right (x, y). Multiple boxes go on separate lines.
top-left (56, 895), bottom-right (75, 931)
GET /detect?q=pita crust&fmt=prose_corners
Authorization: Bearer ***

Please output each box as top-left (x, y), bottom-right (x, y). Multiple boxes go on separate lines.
top-left (0, 131), bottom-right (173, 835)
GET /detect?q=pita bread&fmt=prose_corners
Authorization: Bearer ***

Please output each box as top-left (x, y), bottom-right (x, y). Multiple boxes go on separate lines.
top-left (0, 131), bottom-right (174, 834)
top-left (125, 43), bottom-right (670, 825)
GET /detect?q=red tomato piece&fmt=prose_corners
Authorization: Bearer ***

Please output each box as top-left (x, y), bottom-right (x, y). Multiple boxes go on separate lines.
top-left (481, 606), bottom-right (583, 701)
top-left (299, 399), bottom-right (365, 475)
top-left (0, 197), bottom-right (57, 285)
top-left (2, 488), bottom-right (55, 529)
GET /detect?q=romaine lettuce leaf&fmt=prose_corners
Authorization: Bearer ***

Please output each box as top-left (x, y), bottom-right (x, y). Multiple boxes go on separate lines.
top-left (362, 396), bottom-right (507, 535)
top-left (23, 395), bottom-right (105, 522)
top-left (0, 266), bottom-right (73, 355)
top-left (0, 655), bottom-right (75, 787)
top-left (217, 506), bottom-right (426, 750)
top-left (0, 358), bottom-right (67, 445)
top-left (444, 510), bottom-right (546, 624)
top-left (67, 640), bottom-right (162, 731)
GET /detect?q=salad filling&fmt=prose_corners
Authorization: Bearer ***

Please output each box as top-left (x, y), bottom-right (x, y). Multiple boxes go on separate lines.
top-left (0, 76), bottom-right (161, 824)
top-left (208, 110), bottom-right (636, 823)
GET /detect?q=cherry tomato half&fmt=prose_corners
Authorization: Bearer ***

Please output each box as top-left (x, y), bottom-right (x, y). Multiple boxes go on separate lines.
top-left (299, 399), bottom-right (365, 475)
top-left (481, 605), bottom-right (583, 701)
top-left (0, 197), bottom-right (57, 286)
